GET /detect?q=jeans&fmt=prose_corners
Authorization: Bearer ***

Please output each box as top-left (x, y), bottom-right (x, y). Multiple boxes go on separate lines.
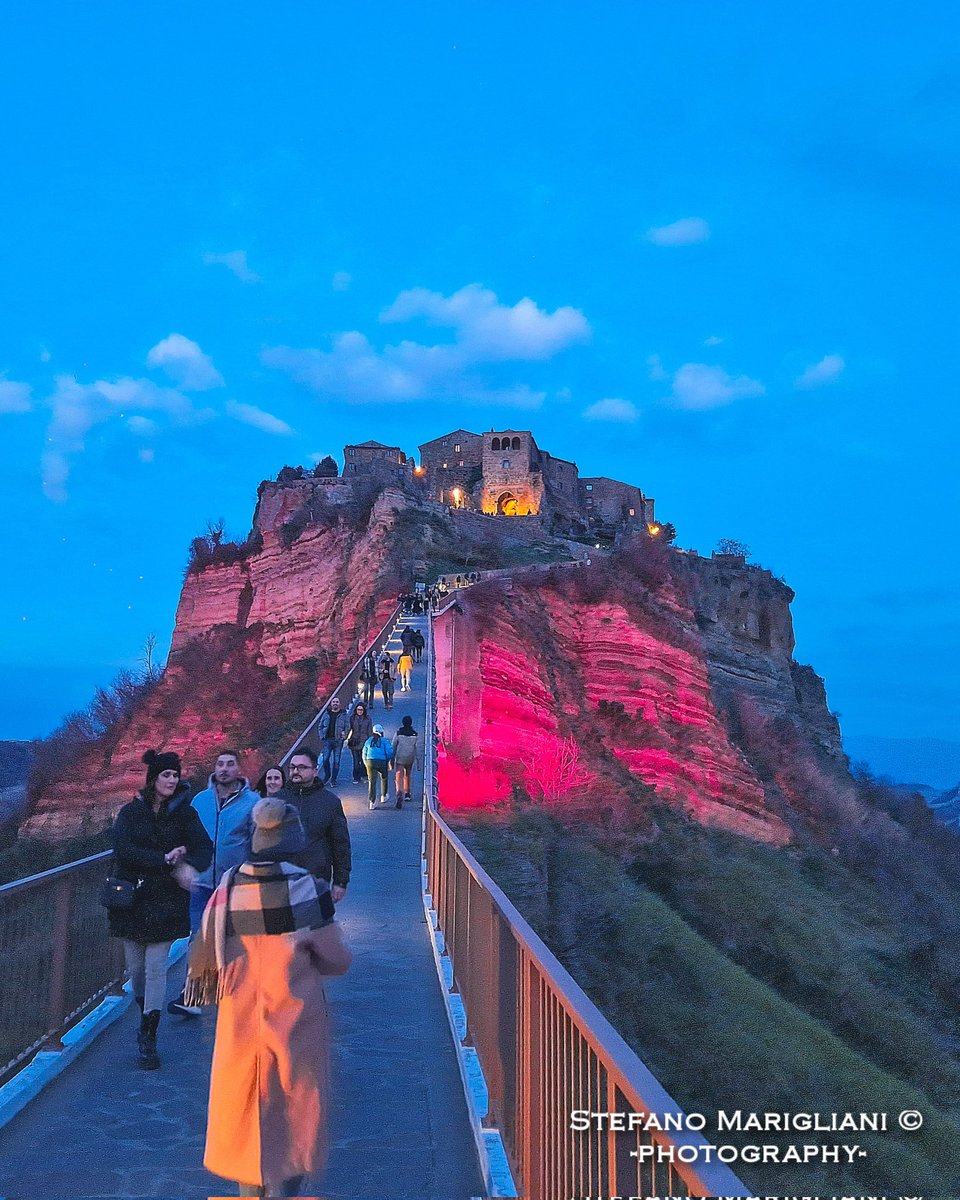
top-left (122, 940), bottom-right (172, 1012)
top-left (361, 677), bottom-right (375, 707)
top-left (349, 745), bottom-right (365, 782)
top-left (320, 737), bottom-right (343, 784)
top-left (238, 1176), bottom-right (304, 1197)
top-left (189, 884), bottom-right (215, 936)
top-left (366, 760), bottom-right (389, 805)
top-left (379, 676), bottom-right (394, 708)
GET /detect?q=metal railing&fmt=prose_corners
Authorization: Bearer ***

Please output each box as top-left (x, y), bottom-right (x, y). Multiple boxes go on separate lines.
top-left (0, 602), bottom-right (404, 1088)
top-left (280, 602), bottom-right (402, 765)
top-left (422, 614), bottom-right (749, 1199)
top-left (0, 852), bottom-right (125, 1085)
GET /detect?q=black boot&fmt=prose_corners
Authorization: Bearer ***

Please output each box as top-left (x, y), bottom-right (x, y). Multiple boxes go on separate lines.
top-left (137, 1011), bottom-right (161, 1070)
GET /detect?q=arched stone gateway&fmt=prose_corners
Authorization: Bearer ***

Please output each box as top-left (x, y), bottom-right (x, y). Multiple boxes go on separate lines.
top-left (496, 491), bottom-right (519, 515)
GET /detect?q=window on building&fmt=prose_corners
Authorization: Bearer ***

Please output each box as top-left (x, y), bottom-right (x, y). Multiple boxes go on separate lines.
top-left (511, 437), bottom-right (521, 450)
top-left (586, 497), bottom-right (593, 506)
top-left (628, 508), bottom-right (635, 517)
top-left (348, 464), bottom-right (357, 473)
top-left (459, 460), bottom-right (465, 467)
top-left (502, 459), bottom-right (511, 469)
top-left (492, 437), bottom-right (501, 451)
top-left (347, 448), bottom-right (356, 456)
top-left (454, 443), bottom-right (461, 453)
top-left (442, 462), bottom-right (448, 469)
top-left (585, 484), bottom-right (593, 491)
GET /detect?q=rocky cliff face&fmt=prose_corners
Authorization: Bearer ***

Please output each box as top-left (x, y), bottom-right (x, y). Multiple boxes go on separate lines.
top-left (434, 546), bottom-right (844, 845)
top-left (22, 487), bottom-right (409, 839)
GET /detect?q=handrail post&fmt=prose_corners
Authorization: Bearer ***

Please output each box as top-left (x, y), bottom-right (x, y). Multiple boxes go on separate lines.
top-left (45, 872), bottom-right (73, 1050)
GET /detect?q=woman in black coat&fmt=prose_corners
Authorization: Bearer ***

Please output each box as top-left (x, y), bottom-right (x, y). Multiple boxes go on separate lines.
top-left (109, 749), bottom-right (212, 1069)
top-left (346, 702), bottom-right (374, 783)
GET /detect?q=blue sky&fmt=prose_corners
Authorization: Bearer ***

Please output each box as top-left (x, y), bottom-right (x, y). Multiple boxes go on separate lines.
top-left (3, 3), bottom-right (957, 746)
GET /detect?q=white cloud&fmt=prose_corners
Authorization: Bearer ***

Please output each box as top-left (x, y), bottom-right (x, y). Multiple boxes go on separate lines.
top-left (583, 397), bottom-right (638, 423)
top-left (0, 379), bottom-right (31, 413)
top-left (645, 217), bottom-right (711, 247)
top-left (226, 400), bottom-right (293, 436)
top-left (704, 335), bottom-right (723, 346)
top-left (40, 372), bottom-right (205, 502)
top-left (147, 334), bottom-right (224, 391)
top-left (795, 353), bottom-right (845, 389)
top-left (381, 283), bottom-right (590, 361)
top-left (203, 250), bottom-right (261, 283)
top-left (332, 271), bottom-right (352, 291)
top-left (670, 362), bottom-right (765, 410)
top-left (263, 283), bottom-right (588, 407)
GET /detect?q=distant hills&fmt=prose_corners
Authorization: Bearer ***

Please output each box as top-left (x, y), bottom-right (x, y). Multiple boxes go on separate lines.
top-left (843, 734), bottom-right (960, 791)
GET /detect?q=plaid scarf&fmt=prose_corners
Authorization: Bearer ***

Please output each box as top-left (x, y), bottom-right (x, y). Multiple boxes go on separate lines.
top-left (184, 860), bottom-right (333, 1006)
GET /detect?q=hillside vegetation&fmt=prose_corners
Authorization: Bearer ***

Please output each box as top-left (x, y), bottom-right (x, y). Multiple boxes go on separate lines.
top-left (460, 795), bottom-right (960, 1195)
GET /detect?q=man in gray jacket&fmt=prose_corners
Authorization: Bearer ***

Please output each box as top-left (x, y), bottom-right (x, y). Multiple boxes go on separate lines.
top-left (167, 748), bottom-right (259, 1017)
top-left (317, 697), bottom-right (350, 786)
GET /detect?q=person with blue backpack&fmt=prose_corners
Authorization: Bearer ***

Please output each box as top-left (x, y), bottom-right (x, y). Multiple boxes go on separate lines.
top-left (362, 724), bottom-right (394, 810)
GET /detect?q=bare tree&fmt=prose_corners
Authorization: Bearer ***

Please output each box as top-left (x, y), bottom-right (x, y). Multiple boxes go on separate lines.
top-left (206, 518), bottom-right (226, 548)
top-left (523, 736), bottom-right (589, 801)
top-left (141, 632), bottom-right (160, 679)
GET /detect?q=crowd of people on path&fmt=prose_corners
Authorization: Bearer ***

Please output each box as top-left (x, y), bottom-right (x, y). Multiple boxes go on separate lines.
top-left (103, 623), bottom-right (428, 1197)
top-left (397, 575), bottom-right (479, 615)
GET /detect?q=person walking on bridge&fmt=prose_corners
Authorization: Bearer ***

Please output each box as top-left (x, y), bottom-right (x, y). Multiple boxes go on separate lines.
top-left (346, 701), bottom-right (373, 783)
top-left (317, 697), bottom-right (349, 786)
top-left (411, 628), bottom-right (425, 663)
top-left (187, 797), bottom-right (351, 1197)
top-left (109, 749), bottom-right (212, 1069)
top-left (362, 725), bottom-right (393, 809)
top-left (397, 647), bottom-right (414, 692)
top-left (359, 651), bottom-right (377, 710)
top-left (392, 716), bottom-right (418, 806)
top-left (378, 651), bottom-right (395, 710)
top-left (280, 747), bottom-right (351, 904)
top-left (168, 749), bottom-right (259, 1018)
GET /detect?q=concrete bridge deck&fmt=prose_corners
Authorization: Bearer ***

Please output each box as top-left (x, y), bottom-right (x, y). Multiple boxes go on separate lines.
top-left (0, 614), bottom-right (484, 1200)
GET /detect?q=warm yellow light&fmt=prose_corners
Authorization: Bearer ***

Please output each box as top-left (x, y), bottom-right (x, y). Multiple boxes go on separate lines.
top-left (648, 524), bottom-right (661, 536)
top-left (414, 466), bottom-right (425, 475)
top-left (452, 487), bottom-right (461, 499)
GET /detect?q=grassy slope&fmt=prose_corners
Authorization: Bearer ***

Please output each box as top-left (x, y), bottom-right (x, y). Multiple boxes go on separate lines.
top-left (462, 807), bottom-right (960, 1195)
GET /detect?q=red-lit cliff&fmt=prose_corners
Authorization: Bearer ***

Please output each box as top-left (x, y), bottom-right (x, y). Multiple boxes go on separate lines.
top-left (23, 483), bottom-right (409, 837)
top-left (433, 542), bottom-right (844, 845)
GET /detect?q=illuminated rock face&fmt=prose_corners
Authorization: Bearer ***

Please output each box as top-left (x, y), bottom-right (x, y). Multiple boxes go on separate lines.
top-left (23, 492), bottom-right (406, 839)
top-left (434, 572), bottom-right (814, 844)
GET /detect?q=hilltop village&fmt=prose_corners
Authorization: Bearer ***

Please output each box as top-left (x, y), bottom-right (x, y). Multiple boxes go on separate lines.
top-left (275, 426), bottom-right (659, 543)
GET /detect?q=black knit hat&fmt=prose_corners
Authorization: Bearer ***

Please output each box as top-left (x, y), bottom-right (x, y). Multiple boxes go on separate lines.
top-left (142, 748), bottom-right (182, 785)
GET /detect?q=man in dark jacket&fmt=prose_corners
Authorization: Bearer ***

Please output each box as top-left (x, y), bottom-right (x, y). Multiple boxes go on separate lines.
top-left (281, 747), bottom-right (351, 903)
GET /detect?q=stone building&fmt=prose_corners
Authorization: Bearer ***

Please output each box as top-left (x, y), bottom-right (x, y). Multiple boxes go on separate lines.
top-left (417, 429), bottom-right (483, 504)
top-left (579, 477), bottom-right (655, 532)
top-left (411, 425), bottom-right (657, 536)
top-left (342, 440), bottom-right (408, 484)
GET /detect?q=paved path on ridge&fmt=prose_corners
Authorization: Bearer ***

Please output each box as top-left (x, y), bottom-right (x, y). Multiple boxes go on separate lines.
top-left (0, 612), bottom-right (483, 1200)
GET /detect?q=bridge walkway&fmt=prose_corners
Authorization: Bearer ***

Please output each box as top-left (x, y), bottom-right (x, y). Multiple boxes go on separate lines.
top-left (0, 612), bottom-right (484, 1200)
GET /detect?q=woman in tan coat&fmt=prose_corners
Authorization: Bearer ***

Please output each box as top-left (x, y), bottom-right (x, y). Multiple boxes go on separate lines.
top-left (186, 797), bottom-right (351, 1197)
